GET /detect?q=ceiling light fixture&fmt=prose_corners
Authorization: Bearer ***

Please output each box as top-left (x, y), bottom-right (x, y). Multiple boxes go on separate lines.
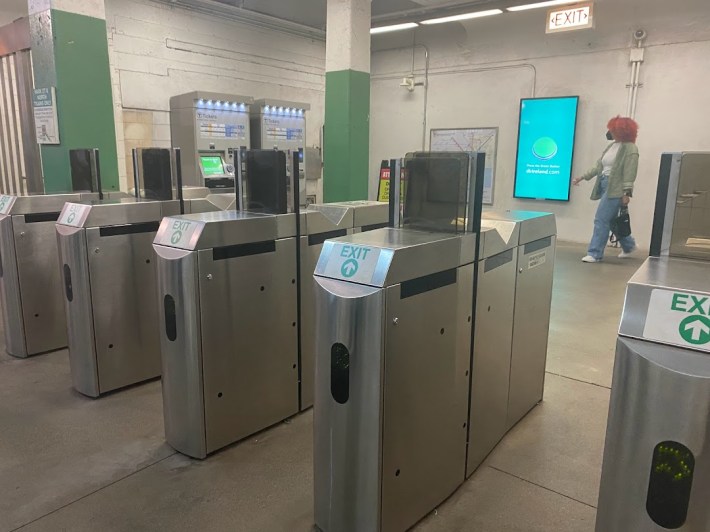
top-left (421, 9), bottom-right (503, 24)
top-left (506, 0), bottom-right (577, 12)
top-left (370, 22), bottom-right (419, 34)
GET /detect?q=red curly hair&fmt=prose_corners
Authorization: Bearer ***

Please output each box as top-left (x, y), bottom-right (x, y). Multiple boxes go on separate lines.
top-left (607, 116), bottom-right (639, 143)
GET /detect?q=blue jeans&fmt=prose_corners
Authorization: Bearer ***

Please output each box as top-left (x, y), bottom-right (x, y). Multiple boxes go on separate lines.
top-left (588, 175), bottom-right (636, 260)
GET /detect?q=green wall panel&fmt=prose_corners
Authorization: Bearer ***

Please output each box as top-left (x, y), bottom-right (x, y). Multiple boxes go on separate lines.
top-left (323, 69), bottom-right (370, 202)
top-left (37, 10), bottom-right (118, 192)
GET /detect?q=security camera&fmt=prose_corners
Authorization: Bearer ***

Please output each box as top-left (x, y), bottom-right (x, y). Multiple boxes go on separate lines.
top-left (633, 29), bottom-right (647, 42)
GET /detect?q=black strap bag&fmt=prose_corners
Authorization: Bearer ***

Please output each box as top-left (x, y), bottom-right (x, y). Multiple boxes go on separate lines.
top-left (610, 206), bottom-right (632, 242)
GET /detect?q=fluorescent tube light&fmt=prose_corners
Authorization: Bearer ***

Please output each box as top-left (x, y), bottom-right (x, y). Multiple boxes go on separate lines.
top-left (370, 22), bottom-right (419, 34)
top-left (421, 9), bottom-right (503, 24)
top-left (507, 0), bottom-right (577, 12)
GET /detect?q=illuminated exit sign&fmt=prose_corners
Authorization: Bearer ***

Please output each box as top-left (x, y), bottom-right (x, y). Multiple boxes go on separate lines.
top-left (547, 2), bottom-right (594, 33)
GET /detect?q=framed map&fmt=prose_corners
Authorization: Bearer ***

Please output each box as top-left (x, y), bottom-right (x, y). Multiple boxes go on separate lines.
top-left (430, 127), bottom-right (498, 205)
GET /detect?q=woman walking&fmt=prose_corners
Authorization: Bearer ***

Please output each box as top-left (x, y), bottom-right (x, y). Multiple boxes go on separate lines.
top-left (573, 116), bottom-right (639, 263)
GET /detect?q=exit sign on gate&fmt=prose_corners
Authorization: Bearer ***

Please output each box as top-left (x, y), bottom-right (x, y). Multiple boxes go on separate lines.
top-left (547, 2), bottom-right (594, 34)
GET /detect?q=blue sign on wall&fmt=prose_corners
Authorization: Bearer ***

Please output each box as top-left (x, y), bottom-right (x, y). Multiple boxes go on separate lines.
top-left (513, 96), bottom-right (579, 202)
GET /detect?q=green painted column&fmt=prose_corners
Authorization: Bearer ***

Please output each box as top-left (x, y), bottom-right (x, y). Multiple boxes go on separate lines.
top-left (29, 0), bottom-right (119, 192)
top-left (323, 0), bottom-right (371, 202)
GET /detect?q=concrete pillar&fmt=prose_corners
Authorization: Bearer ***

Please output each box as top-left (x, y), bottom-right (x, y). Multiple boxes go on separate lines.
top-left (28, 0), bottom-right (119, 192)
top-left (323, 0), bottom-right (371, 202)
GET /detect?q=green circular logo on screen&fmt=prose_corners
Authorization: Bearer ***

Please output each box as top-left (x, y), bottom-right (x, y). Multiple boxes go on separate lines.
top-left (532, 137), bottom-right (558, 160)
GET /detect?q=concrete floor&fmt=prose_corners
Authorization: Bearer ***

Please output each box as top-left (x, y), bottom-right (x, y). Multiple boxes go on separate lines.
top-left (0, 241), bottom-right (643, 532)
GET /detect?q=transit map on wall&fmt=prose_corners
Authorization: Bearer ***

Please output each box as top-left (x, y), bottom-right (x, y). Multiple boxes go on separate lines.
top-left (430, 127), bottom-right (498, 205)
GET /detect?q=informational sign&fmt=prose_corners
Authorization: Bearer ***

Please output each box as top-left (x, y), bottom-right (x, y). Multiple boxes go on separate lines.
top-left (430, 127), bottom-right (498, 205)
top-left (547, 3), bottom-right (594, 34)
top-left (57, 203), bottom-right (91, 227)
top-left (528, 251), bottom-right (547, 270)
top-left (156, 218), bottom-right (204, 249)
top-left (643, 289), bottom-right (710, 353)
top-left (33, 87), bottom-right (60, 145)
top-left (323, 242), bottom-right (382, 285)
top-left (514, 96), bottom-right (579, 202)
top-left (0, 194), bottom-right (17, 215)
top-left (376, 161), bottom-right (406, 204)
top-left (263, 117), bottom-right (304, 144)
top-left (377, 164), bottom-right (391, 202)
top-left (197, 111), bottom-right (248, 141)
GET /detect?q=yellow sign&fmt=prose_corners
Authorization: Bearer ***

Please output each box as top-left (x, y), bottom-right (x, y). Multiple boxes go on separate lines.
top-left (377, 166), bottom-right (390, 202)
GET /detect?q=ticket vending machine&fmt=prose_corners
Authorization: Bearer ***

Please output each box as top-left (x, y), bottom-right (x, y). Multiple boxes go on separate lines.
top-left (56, 148), bottom-right (212, 397)
top-left (596, 152), bottom-right (710, 531)
top-left (154, 150), bottom-right (300, 458)
top-left (313, 152), bottom-right (483, 532)
top-left (251, 99), bottom-right (311, 207)
top-left (170, 91), bottom-right (254, 189)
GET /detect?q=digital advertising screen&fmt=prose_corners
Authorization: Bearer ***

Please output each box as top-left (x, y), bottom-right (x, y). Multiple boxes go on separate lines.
top-left (513, 96), bottom-right (579, 201)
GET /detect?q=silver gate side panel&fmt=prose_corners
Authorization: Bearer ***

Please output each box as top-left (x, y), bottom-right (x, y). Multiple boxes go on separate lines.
top-left (0, 216), bottom-right (26, 356)
top-left (596, 337), bottom-right (710, 532)
top-left (86, 228), bottom-right (162, 394)
top-left (155, 245), bottom-right (207, 459)
top-left (381, 267), bottom-right (471, 532)
top-left (507, 236), bottom-right (556, 428)
top-left (13, 215), bottom-right (68, 355)
top-left (57, 224), bottom-right (99, 397)
top-left (468, 249), bottom-right (517, 475)
top-left (313, 277), bottom-right (385, 532)
top-left (301, 231), bottom-right (352, 410)
top-left (299, 235), bottom-right (317, 410)
top-left (198, 238), bottom-right (299, 455)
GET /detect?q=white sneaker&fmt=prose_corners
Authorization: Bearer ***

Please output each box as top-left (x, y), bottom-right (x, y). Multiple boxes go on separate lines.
top-left (619, 247), bottom-right (638, 259)
top-left (582, 255), bottom-right (600, 263)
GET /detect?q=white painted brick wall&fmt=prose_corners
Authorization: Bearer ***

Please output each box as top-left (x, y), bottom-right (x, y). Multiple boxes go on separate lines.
top-left (370, 0), bottom-right (710, 250)
top-left (105, 0), bottom-right (326, 190)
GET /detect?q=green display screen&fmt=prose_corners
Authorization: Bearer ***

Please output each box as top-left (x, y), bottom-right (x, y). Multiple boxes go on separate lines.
top-left (200, 156), bottom-right (225, 176)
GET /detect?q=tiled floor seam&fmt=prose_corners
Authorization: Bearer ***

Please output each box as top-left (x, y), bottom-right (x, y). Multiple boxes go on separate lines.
top-left (10, 452), bottom-right (178, 532)
top-left (487, 465), bottom-right (598, 510)
top-left (545, 371), bottom-right (612, 390)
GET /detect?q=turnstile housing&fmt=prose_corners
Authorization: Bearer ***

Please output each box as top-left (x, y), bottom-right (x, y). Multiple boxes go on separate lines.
top-left (300, 200), bottom-right (388, 409)
top-left (57, 199), bottom-right (181, 397)
top-left (480, 210), bottom-right (557, 429)
top-left (467, 222), bottom-right (519, 473)
top-left (466, 210), bottom-right (557, 475)
top-left (596, 257), bottom-right (710, 531)
top-left (0, 193), bottom-right (122, 357)
top-left (154, 210), bottom-right (300, 458)
top-left (313, 228), bottom-right (475, 532)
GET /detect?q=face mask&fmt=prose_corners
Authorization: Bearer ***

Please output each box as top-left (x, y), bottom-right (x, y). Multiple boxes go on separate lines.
top-left (606, 131), bottom-right (614, 141)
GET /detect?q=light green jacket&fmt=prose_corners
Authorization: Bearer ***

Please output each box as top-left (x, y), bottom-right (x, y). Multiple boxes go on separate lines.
top-left (581, 142), bottom-right (639, 199)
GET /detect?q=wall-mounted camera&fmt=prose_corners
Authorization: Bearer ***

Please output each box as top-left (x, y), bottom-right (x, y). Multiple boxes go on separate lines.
top-left (633, 29), bottom-right (647, 42)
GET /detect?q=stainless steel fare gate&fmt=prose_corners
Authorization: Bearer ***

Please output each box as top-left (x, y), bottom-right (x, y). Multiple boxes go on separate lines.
top-left (154, 210), bottom-right (300, 459)
top-left (299, 200), bottom-right (388, 410)
top-left (0, 193), bottom-right (103, 357)
top-left (313, 229), bottom-right (476, 532)
top-left (57, 200), bottom-right (181, 397)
